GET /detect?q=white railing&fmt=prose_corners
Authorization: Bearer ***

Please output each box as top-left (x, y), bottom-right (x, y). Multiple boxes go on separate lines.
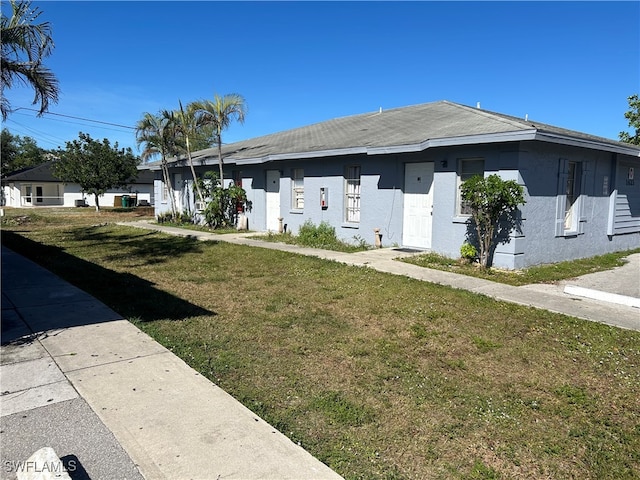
top-left (20, 195), bottom-right (64, 206)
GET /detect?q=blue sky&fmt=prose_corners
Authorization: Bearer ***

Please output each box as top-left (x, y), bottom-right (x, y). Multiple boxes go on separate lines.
top-left (3, 1), bottom-right (639, 157)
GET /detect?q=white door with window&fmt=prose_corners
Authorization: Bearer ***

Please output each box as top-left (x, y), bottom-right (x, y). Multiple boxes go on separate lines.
top-left (403, 162), bottom-right (434, 249)
top-left (266, 170), bottom-right (280, 231)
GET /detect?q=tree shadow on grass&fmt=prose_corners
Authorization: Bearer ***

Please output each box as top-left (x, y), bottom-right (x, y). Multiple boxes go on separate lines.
top-left (69, 224), bottom-right (215, 266)
top-left (1, 230), bottom-right (215, 323)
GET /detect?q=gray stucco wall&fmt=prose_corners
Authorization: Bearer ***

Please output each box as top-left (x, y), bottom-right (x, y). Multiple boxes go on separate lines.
top-left (152, 140), bottom-right (639, 270)
top-left (241, 154), bottom-right (407, 247)
top-left (154, 148), bottom-right (527, 268)
top-left (519, 142), bottom-right (639, 268)
top-left (235, 146), bottom-right (527, 267)
top-left (427, 144), bottom-right (525, 268)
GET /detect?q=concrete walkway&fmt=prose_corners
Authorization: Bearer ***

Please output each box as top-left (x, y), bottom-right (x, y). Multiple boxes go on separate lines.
top-left (1, 246), bottom-right (343, 480)
top-left (121, 221), bottom-right (639, 331)
top-left (1, 221), bottom-right (638, 479)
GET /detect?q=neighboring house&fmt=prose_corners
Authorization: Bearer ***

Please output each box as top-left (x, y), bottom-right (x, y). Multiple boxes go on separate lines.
top-left (1, 161), bottom-right (154, 208)
top-left (141, 100), bottom-right (640, 269)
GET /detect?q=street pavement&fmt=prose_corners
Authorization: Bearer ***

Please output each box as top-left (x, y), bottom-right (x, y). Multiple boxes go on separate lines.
top-left (1, 223), bottom-right (638, 480)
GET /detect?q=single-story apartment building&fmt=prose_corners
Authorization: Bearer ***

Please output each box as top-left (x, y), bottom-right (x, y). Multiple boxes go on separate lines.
top-left (141, 100), bottom-right (640, 269)
top-left (1, 161), bottom-right (154, 208)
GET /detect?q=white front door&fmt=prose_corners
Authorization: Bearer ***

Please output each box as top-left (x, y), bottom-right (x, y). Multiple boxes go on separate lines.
top-left (173, 173), bottom-right (182, 212)
top-left (403, 162), bottom-right (434, 249)
top-left (265, 170), bottom-right (280, 231)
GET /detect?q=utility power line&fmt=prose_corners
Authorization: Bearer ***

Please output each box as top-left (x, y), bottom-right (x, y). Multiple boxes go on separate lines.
top-left (4, 118), bottom-right (69, 148)
top-left (11, 110), bottom-right (134, 135)
top-left (13, 107), bottom-right (136, 130)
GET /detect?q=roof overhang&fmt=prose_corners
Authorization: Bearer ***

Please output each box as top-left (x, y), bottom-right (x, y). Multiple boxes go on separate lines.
top-left (230, 146), bottom-right (369, 165)
top-left (138, 164), bottom-right (162, 171)
top-left (139, 128), bottom-right (640, 170)
top-left (185, 131), bottom-right (540, 166)
top-left (367, 130), bottom-right (538, 155)
top-left (532, 132), bottom-right (640, 157)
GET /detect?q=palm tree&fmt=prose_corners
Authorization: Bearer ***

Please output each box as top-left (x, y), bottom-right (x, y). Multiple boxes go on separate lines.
top-left (174, 100), bottom-right (205, 204)
top-left (135, 111), bottom-right (179, 219)
top-left (191, 93), bottom-right (247, 183)
top-left (1, 0), bottom-right (60, 120)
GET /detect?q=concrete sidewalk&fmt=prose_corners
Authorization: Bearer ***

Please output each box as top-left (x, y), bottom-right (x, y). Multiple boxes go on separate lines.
top-left (121, 221), bottom-right (639, 332)
top-left (1, 246), bottom-right (343, 480)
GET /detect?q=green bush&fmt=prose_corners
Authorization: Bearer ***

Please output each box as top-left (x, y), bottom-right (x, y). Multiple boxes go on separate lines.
top-left (460, 242), bottom-right (478, 261)
top-left (157, 212), bottom-right (173, 224)
top-left (257, 220), bottom-right (369, 252)
top-left (197, 171), bottom-right (251, 229)
top-left (297, 220), bottom-right (338, 248)
top-left (157, 211), bottom-right (193, 224)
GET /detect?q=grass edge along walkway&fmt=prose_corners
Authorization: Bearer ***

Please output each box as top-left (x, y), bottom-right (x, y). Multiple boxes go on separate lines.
top-left (119, 220), bottom-right (639, 332)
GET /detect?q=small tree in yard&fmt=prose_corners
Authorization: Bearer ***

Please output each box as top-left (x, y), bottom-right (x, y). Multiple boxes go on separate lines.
top-left (53, 132), bottom-right (140, 211)
top-left (460, 174), bottom-right (526, 269)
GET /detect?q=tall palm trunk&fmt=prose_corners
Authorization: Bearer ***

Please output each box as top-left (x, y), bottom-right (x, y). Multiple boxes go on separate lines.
top-left (217, 127), bottom-right (224, 184)
top-left (190, 93), bottom-right (246, 222)
top-left (185, 135), bottom-right (205, 205)
top-left (177, 101), bottom-right (205, 207)
top-left (160, 156), bottom-right (178, 219)
top-left (216, 134), bottom-right (225, 222)
top-left (135, 110), bottom-right (181, 218)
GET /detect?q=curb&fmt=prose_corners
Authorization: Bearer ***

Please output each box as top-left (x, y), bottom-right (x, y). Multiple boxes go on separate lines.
top-left (564, 285), bottom-right (640, 309)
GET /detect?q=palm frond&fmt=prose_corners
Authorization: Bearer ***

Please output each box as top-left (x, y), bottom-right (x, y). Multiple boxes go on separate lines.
top-left (1, 0), bottom-right (59, 119)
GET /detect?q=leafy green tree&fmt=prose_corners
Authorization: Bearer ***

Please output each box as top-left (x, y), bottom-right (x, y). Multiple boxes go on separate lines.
top-left (135, 111), bottom-right (179, 219)
top-left (1, 128), bottom-right (48, 173)
top-left (1, 128), bottom-right (19, 173)
top-left (191, 93), bottom-right (247, 183)
top-left (619, 94), bottom-right (640, 145)
top-left (1, 0), bottom-right (60, 120)
top-left (460, 174), bottom-right (526, 269)
top-left (52, 132), bottom-right (140, 211)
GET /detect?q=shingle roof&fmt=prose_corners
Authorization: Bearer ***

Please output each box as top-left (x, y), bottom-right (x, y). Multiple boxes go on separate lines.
top-left (2, 160), bottom-right (155, 184)
top-left (1, 161), bottom-right (57, 182)
top-left (151, 100), bottom-right (639, 168)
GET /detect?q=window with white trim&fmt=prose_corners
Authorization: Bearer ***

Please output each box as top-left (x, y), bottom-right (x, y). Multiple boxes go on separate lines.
top-left (161, 179), bottom-right (168, 203)
top-left (292, 168), bottom-right (304, 210)
top-left (457, 158), bottom-right (485, 216)
top-left (564, 161), bottom-right (579, 230)
top-left (345, 165), bottom-right (361, 222)
top-left (23, 185), bottom-right (32, 204)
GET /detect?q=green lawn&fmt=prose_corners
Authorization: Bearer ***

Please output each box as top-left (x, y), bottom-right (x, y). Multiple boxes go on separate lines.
top-left (400, 250), bottom-right (640, 286)
top-left (2, 208), bottom-right (639, 480)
